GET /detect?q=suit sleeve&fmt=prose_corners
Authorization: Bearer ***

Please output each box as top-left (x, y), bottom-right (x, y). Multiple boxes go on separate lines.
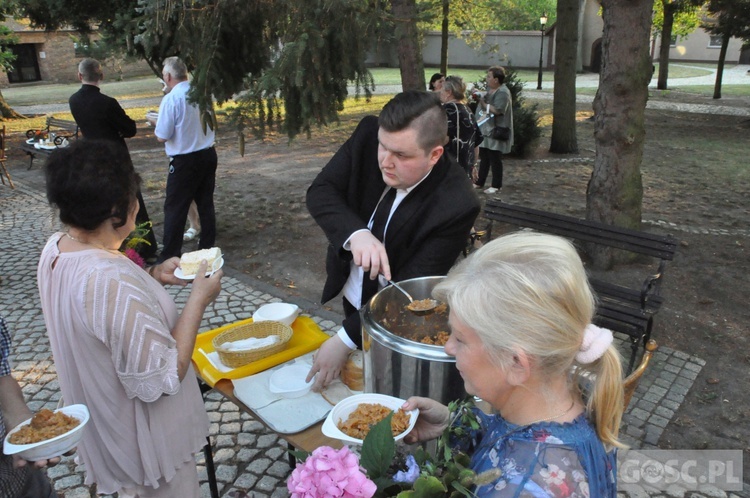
top-left (306, 116), bottom-right (379, 252)
top-left (108, 98), bottom-right (137, 139)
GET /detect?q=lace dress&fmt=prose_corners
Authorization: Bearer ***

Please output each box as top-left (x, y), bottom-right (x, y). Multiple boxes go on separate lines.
top-left (455, 409), bottom-right (617, 498)
top-left (37, 233), bottom-right (209, 495)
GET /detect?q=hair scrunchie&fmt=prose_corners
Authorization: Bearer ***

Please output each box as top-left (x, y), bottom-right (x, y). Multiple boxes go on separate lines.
top-left (576, 324), bottom-right (613, 364)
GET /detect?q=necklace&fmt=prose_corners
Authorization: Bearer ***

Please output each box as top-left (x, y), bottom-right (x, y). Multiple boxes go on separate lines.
top-left (65, 232), bottom-right (120, 253)
top-left (518, 399), bottom-right (576, 427)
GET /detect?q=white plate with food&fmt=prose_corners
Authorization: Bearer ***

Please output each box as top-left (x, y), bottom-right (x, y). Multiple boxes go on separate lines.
top-left (175, 247), bottom-right (223, 280)
top-left (321, 393), bottom-right (418, 445)
top-left (175, 257), bottom-right (224, 279)
top-left (3, 405), bottom-right (89, 461)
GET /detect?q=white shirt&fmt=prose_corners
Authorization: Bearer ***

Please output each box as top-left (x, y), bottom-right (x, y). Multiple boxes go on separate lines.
top-left (337, 172), bottom-right (432, 349)
top-left (155, 81), bottom-right (215, 156)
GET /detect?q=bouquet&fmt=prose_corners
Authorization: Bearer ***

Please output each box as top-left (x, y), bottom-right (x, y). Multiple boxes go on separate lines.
top-left (120, 221), bottom-right (153, 268)
top-left (288, 398), bottom-right (498, 498)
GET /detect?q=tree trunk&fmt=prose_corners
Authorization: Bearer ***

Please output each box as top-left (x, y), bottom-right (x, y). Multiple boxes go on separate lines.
top-left (0, 91), bottom-right (24, 120)
top-left (440, 0), bottom-right (449, 75)
top-left (549, 0), bottom-right (581, 153)
top-left (391, 0), bottom-right (425, 92)
top-left (657, 2), bottom-right (676, 90)
top-left (587, 0), bottom-right (653, 269)
top-left (713, 33), bottom-right (730, 99)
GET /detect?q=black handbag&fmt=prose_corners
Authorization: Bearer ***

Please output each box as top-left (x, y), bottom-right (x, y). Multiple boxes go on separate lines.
top-left (491, 125), bottom-right (511, 141)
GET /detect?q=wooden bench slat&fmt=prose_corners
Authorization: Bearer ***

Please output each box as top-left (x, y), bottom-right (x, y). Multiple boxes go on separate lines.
top-left (591, 279), bottom-right (663, 311)
top-left (484, 202), bottom-right (678, 260)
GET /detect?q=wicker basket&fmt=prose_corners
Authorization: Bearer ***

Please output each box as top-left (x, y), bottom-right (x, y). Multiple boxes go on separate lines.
top-left (212, 321), bottom-right (293, 368)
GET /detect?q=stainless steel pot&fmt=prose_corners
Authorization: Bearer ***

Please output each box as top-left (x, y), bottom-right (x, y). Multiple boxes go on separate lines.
top-left (360, 276), bottom-right (466, 404)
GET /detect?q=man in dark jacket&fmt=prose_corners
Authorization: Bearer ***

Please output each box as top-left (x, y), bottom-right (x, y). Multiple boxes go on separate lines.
top-left (69, 58), bottom-right (158, 261)
top-left (306, 91), bottom-right (481, 390)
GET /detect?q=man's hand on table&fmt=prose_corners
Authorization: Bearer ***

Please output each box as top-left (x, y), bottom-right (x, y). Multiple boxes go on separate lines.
top-left (350, 231), bottom-right (392, 282)
top-left (307, 335), bottom-right (353, 392)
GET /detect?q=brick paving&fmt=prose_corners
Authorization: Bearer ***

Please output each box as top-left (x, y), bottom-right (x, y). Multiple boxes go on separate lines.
top-left (0, 173), bottom-right (745, 497)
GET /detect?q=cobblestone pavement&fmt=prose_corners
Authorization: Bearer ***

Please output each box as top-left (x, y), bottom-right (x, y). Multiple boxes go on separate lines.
top-left (0, 176), bottom-right (746, 497)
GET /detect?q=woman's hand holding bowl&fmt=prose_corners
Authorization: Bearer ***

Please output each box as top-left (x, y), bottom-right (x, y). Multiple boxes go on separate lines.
top-left (401, 396), bottom-right (451, 444)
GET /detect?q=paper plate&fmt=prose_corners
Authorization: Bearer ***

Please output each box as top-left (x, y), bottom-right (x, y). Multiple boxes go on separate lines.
top-left (321, 393), bottom-right (418, 445)
top-left (3, 405), bottom-right (89, 461)
top-left (175, 257), bottom-right (224, 280)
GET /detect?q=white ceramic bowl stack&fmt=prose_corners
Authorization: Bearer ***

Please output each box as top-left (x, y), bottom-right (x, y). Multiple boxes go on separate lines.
top-left (252, 303), bottom-right (300, 327)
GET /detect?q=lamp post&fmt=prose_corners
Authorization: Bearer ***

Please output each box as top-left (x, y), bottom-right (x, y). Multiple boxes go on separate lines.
top-left (536, 13), bottom-right (548, 90)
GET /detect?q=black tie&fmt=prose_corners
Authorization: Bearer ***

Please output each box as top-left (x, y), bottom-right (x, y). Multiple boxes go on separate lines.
top-left (361, 188), bottom-right (397, 306)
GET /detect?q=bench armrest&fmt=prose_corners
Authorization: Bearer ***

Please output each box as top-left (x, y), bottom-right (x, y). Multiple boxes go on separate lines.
top-left (640, 259), bottom-right (668, 309)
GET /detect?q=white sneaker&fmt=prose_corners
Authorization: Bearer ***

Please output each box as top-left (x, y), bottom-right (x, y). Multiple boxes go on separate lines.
top-left (484, 187), bottom-right (499, 194)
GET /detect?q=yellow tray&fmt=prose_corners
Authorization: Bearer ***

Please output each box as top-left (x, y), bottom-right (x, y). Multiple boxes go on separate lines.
top-left (192, 316), bottom-right (329, 387)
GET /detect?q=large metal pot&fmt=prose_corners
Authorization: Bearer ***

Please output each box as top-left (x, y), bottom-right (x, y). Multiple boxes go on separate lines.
top-left (360, 276), bottom-right (466, 404)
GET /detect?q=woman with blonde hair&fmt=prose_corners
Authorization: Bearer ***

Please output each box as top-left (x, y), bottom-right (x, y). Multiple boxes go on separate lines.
top-left (404, 231), bottom-right (622, 497)
top-left (438, 75), bottom-right (482, 177)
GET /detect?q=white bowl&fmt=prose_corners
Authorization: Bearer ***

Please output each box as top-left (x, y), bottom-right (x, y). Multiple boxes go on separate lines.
top-left (268, 364), bottom-right (313, 398)
top-left (252, 303), bottom-right (300, 327)
top-left (321, 393), bottom-right (419, 445)
top-left (3, 404), bottom-right (89, 461)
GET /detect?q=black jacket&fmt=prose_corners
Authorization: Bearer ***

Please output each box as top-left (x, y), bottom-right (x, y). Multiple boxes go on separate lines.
top-left (69, 85), bottom-right (137, 148)
top-left (306, 115), bottom-right (481, 345)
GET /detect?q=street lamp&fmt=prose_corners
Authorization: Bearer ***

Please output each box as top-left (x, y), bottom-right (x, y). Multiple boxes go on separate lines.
top-left (536, 13), bottom-right (548, 90)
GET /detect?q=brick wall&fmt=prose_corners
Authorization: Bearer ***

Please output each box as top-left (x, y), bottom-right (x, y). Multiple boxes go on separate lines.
top-left (0, 29), bottom-right (153, 88)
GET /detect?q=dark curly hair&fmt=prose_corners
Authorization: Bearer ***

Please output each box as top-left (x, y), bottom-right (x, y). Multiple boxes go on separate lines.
top-left (45, 140), bottom-right (140, 230)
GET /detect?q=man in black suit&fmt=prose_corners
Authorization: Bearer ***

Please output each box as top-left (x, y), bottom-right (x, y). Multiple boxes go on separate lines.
top-left (306, 91), bottom-right (481, 390)
top-left (69, 58), bottom-right (158, 261)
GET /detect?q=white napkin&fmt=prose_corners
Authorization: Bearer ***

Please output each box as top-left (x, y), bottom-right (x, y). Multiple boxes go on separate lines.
top-left (233, 354), bottom-right (315, 409)
top-left (232, 353), bottom-right (337, 434)
top-left (199, 349), bottom-right (234, 373)
top-left (219, 335), bottom-right (279, 352)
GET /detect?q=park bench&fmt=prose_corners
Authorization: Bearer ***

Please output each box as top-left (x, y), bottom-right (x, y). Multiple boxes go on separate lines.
top-left (482, 199), bottom-right (678, 373)
top-left (21, 116), bottom-right (79, 169)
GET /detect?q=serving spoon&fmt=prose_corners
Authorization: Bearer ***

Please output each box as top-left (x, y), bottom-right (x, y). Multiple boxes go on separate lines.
top-left (388, 280), bottom-right (439, 315)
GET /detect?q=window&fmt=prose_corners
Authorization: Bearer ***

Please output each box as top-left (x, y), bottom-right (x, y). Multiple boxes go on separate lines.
top-left (669, 35), bottom-right (677, 47)
top-left (708, 35), bottom-right (723, 48)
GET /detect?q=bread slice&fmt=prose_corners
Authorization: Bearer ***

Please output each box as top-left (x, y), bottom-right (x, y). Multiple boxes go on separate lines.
top-left (341, 350), bottom-right (364, 391)
top-left (320, 379), bottom-right (354, 406)
top-left (179, 247), bottom-right (222, 276)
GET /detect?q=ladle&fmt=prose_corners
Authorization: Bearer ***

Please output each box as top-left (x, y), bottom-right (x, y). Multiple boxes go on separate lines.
top-left (388, 280), bottom-right (438, 314)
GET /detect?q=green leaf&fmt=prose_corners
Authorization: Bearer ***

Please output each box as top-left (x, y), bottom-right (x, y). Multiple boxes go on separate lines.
top-left (287, 449), bottom-right (309, 464)
top-left (359, 413), bottom-right (395, 480)
top-left (450, 480), bottom-right (475, 497)
top-left (410, 476), bottom-right (448, 498)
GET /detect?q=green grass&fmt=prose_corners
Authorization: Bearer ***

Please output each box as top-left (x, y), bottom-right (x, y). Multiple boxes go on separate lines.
top-left (2, 76), bottom-right (162, 106)
top-left (653, 62), bottom-right (714, 79)
top-left (576, 84), bottom-right (750, 98)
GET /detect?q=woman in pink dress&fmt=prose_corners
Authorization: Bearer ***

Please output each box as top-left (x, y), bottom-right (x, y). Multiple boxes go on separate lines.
top-left (37, 140), bottom-right (223, 497)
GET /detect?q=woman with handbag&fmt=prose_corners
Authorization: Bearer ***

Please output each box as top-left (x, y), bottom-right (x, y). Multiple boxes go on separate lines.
top-left (439, 75), bottom-right (483, 178)
top-left (473, 66), bottom-right (513, 194)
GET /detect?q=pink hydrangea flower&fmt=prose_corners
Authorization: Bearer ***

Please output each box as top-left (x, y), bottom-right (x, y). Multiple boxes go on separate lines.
top-left (287, 446), bottom-right (376, 498)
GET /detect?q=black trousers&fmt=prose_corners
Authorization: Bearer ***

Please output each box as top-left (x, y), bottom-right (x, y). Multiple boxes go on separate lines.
top-left (158, 147), bottom-right (218, 262)
top-left (476, 147), bottom-right (504, 188)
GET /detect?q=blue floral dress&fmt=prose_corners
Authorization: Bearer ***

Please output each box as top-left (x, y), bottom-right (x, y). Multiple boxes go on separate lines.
top-left (455, 409), bottom-right (617, 498)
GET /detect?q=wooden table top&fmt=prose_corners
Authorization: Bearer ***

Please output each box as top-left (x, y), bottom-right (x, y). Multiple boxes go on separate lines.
top-left (211, 378), bottom-right (342, 453)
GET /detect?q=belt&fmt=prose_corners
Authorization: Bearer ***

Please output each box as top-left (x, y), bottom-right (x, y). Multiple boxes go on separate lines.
top-left (170, 145), bottom-right (215, 159)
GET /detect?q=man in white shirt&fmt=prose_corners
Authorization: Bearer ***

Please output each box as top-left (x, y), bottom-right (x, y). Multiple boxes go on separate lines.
top-left (306, 91), bottom-right (481, 390)
top-left (148, 56), bottom-right (217, 262)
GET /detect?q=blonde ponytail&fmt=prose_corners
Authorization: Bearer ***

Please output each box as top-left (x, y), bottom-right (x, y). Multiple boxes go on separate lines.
top-left (585, 346), bottom-right (626, 449)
